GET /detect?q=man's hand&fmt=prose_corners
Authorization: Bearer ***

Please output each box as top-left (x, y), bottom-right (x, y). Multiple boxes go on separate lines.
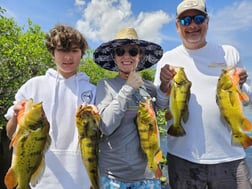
top-left (159, 64), bottom-right (176, 94)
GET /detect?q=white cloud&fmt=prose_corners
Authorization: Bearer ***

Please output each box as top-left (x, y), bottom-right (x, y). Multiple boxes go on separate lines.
top-left (76, 0), bottom-right (171, 44)
top-left (207, 0), bottom-right (252, 63)
top-left (75, 0), bottom-right (85, 7)
top-left (209, 0), bottom-right (252, 33)
top-left (134, 11), bottom-right (171, 43)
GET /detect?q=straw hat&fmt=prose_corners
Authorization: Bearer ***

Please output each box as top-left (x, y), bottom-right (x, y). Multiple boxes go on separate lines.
top-left (93, 27), bottom-right (163, 71)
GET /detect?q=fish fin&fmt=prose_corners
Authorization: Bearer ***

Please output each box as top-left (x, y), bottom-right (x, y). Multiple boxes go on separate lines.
top-left (232, 70), bottom-right (240, 86)
top-left (9, 130), bottom-right (29, 148)
top-left (30, 157), bottom-right (46, 187)
top-left (44, 135), bottom-right (51, 153)
top-left (9, 134), bottom-right (17, 148)
top-left (182, 106), bottom-right (189, 123)
top-left (167, 124), bottom-right (186, 136)
top-left (4, 168), bottom-right (18, 189)
top-left (165, 110), bottom-right (172, 121)
top-left (241, 118), bottom-right (252, 132)
top-left (238, 91), bottom-right (250, 103)
top-left (233, 70), bottom-right (249, 102)
top-left (231, 131), bottom-right (252, 148)
top-left (154, 149), bottom-right (163, 164)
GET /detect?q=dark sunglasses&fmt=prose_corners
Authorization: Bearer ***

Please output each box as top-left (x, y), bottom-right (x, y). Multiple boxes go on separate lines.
top-left (114, 47), bottom-right (139, 57)
top-left (179, 14), bottom-right (207, 26)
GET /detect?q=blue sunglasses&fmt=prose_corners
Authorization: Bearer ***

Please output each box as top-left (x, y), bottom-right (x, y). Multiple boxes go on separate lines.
top-left (179, 14), bottom-right (207, 26)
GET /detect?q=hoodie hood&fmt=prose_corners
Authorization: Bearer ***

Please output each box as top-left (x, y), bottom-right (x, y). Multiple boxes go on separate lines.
top-left (45, 68), bottom-right (90, 82)
top-left (45, 68), bottom-right (94, 148)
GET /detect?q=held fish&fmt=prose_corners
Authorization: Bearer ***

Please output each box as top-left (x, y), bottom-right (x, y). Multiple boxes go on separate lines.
top-left (216, 67), bottom-right (252, 148)
top-left (5, 99), bottom-right (51, 189)
top-left (166, 66), bottom-right (191, 136)
top-left (136, 97), bottom-right (163, 178)
top-left (76, 104), bottom-right (100, 189)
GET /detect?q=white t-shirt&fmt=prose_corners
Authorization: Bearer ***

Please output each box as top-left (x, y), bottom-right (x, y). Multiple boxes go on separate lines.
top-left (154, 43), bottom-right (251, 164)
top-left (5, 68), bottom-right (96, 188)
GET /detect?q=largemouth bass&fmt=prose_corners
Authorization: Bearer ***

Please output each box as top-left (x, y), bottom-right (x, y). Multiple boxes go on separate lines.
top-left (136, 97), bottom-right (163, 178)
top-left (75, 104), bottom-right (100, 189)
top-left (216, 67), bottom-right (252, 148)
top-left (167, 66), bottom-right (191, 136)
top-left (5, 99), bottom-right (51, 189)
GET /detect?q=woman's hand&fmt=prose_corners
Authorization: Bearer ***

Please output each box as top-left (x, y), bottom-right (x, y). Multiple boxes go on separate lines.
top-left (126, 70), bottom-right (144, 89)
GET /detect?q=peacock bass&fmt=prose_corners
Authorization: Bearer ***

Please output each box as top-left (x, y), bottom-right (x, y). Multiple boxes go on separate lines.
top-left (166, 66), bottom-right (192, 137)
top-left (5, 99), bottom-right (51, 189)
top-left (216, 67), bottom-right (252, 148)
top-left (136, 97), bottom-right (163, 178)
top-left (76, 104), bottom-right (100, 189)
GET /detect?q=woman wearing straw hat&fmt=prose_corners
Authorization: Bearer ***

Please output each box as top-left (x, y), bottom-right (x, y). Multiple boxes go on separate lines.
top-left (93, 27), bottom-right (167, 188)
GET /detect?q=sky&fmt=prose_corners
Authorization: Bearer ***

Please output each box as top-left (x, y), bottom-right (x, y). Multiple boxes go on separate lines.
top-left (1, 0), bottom-right (252, 74)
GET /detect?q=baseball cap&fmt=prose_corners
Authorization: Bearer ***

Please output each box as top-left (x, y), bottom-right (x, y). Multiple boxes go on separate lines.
top-left (176, 0), bottom-right (207, 18)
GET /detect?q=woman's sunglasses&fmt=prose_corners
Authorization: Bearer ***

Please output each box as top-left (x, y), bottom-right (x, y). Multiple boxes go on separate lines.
top-left (178, 14), bottom-right (207, 26)
top-left (114, 47), bottom-right (139, 57)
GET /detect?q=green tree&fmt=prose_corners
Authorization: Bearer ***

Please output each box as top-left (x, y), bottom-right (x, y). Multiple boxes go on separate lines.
top-left (0, 15), bottom-right (54, 130)
top-left (0, 8), bottom-right (55, 188)
top-left (80, 49), bottom-right (117, 85)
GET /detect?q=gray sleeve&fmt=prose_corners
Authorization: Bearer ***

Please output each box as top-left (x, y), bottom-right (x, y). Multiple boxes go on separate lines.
top-left (155, 87), bottom-right (169, 110)
top-left (95, 79), bottom-right (134, 135)
top-left (144, 80), bottom-right (169, 110)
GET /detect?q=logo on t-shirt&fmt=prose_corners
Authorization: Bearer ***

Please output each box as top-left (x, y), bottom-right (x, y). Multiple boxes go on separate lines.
top-left (81, 90), bottom-right (93, 103)
top-left (208, 62), bottom-right (226, 68)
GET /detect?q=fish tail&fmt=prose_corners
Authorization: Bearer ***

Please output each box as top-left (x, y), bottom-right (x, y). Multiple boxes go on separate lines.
top-left (147, 158), bottom-right (162, 178)
top-left (90, 178), bottom-right (99, 189)
top-left (232, 132), bottom-right (252, 148)
top-left (154, 166), bottom-right (163, 178)
top-left (153, 149), bottom-right (163, 178)
top-left (167, 124), bottom-right (186, 136)
top-left (4, 168), bottom-right (18, 189)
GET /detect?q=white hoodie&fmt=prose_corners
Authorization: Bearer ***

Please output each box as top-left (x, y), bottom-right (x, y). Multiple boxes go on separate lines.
top-left (5, 68), bottom-right (96, 188)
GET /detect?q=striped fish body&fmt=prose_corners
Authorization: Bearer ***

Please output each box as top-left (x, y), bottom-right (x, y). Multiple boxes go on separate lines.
top-left (167, 66), bottom-right (191, 136)
top-left (136, 98), bottom-right (162, 178)
top-left (76, 104), bottom-right (100, 189)
top-left (216, 67), bottom-right (252, 148)
top-left (5, 99), bottom-right (51, 189)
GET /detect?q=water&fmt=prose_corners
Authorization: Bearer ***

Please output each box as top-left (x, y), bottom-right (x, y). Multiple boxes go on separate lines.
top-left (160, 105), bottom-right (252, 188)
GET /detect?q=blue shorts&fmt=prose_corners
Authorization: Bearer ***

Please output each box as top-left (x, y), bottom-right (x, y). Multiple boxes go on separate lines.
top-left (100, 176), bottom-right (161, 189)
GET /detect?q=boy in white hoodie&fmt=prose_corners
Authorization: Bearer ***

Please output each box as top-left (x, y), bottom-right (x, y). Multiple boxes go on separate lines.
top-left (5, 24), bottom-right (96, 189)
